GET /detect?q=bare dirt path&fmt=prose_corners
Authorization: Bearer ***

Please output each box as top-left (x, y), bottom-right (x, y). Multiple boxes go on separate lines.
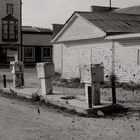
top-left (0, 94), bottom-right (139, 140)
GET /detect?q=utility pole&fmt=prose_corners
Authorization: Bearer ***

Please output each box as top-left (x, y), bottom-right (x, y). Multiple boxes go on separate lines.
top-left (19, 0), bottom-right (23, 62)
top-left (110, 0), bottom-right (112, 10)
top-left (111, 41), bottom-right (116, 104)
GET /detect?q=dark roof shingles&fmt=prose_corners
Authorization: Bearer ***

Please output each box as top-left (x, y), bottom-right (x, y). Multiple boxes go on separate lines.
top-left (78, 12), bottom-right (140, 34)
top-left (115, 5), bottom-right (140, 15)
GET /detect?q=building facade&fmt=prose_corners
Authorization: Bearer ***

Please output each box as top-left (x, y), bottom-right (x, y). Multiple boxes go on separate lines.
top-left (52, 10), bottom-right (140, 84)
top-left (22, 26), bottom-right (53, 66)
top-left (0, 0), bottom-right (21, 66)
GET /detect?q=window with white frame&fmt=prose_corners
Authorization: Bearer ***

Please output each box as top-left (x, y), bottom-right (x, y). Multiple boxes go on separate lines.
top-left (137, 49), bottom-right (140, 65)
top-left (41, 47), bottom-right (52, 60)
top-left (24, 47), bottom-right (34, 58)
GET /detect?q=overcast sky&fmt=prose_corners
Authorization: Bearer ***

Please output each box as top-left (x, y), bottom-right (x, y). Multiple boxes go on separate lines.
top-left (22, 0), bottom-right (140, 28)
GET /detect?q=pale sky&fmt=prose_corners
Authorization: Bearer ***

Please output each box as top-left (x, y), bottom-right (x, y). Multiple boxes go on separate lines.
top-left (22, 0), bottom-right (140, 28)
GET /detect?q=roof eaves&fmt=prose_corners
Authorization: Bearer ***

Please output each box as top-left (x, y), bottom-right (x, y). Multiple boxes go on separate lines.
top-left (22, 31), bottom-right (53, 35)
top-left (52, 11), bottom-right (78, 43)
top-left (52, 11), bottom-right (107, 43)
top-left (105, 33), bottom-right (140, 40)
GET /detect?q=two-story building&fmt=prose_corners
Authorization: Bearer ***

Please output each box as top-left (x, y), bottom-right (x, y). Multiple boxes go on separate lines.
top-left (0, 0), bottom-right (21, 66)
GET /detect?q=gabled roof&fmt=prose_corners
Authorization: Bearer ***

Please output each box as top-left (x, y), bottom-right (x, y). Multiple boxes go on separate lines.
top-left (78, 12), bottom-right (140, 35)
top-left (52, 11), bottom-right (140, 43)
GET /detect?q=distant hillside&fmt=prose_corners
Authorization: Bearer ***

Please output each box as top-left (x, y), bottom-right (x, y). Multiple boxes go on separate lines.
top-left (114, 5), bottom-right (140, 15)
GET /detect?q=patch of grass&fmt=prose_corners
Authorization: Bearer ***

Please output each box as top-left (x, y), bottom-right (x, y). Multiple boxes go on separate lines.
top-left (53, 77), bottom-right (82, 88)
top-left (0, 88), bottom-right (31, 103)
top-left (53, 72), bottom-right (61, 82)
top-left (71, 78), bottom-right (80, 83)
top-left (31, 92), bottom-right (41, 102)
top-left (61, 95), bottom-right (75, 100)
top-left (61, 79), bottom-right (68, 83)
top-left (104, 104), bottom-right (130, 116)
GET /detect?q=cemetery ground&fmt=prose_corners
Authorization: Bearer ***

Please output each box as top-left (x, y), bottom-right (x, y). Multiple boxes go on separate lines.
top-left (0, 68), bottom-right (140, 139)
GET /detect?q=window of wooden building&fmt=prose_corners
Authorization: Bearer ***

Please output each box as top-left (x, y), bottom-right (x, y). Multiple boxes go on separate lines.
top-left (24, 47), bottom-right (34, 59)
top-left (7, 3), bottom-right (13, 15)
top-left (41, 47), bottom-right (52, 61)
top-left (2, 16), bottom-right (18, 41)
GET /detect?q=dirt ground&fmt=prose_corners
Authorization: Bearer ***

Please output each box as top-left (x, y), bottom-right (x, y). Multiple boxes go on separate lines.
top-left (0, 68), bottom-right (140, 139)
top-left (0, 94), bottom-right (139, 140)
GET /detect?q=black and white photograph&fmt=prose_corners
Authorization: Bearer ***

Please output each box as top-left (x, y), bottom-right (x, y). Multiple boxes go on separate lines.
top-left (0, 0), bottom-right (140, 139)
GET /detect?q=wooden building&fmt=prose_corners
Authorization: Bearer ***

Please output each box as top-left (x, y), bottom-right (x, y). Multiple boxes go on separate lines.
top-left (0, 0), bottom-right (21, 66)
top-left (52, 7), bottom-right (140, 84)
top-left (22, 26), bottom-right (53, 66)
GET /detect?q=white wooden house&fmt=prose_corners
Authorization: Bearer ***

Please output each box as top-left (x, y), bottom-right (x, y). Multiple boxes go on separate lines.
top-left (52, 11), bottom-right (140, 84)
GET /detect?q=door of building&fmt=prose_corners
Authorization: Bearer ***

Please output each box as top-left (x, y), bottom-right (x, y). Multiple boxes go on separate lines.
top-left (35, 47), bottom-right (41, 63)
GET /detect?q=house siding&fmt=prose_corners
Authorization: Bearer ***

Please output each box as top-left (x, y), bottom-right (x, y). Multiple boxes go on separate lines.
top-left (53, 43), bottom-right (63, 74)
top-left (62, 43), bottom-right (92, 79)
top-left (115, 41), bottom-right (140, 83)
top-left (92, 42), bottom-right (112, 81)
top-left (53, 12), bottom-right (140, 84)
top-left (57, 15), bottom-right (105, 42)
top-left (54, 40), bottom-right (140, 84)
top-left (54, 41), bottom-right (113, 81)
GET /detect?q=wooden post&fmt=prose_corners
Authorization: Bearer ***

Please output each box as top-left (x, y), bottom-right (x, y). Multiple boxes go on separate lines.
top-left (111, 41), bottom-right (116, 104)
top-left (87, 86), bottom-right (92, 108)
top-left (92, 83), bottom-right (101, 105)
top-left (61, 44), bottom-right (63, 77)
top-left (110, 0), bottom-right (112, 10)
top-left (111, 75), bottom-right (116, 104)
top-left (3, 75), bottom-right (6, 88)
top-left (22, 74), bottom-right (24, 86)
top-left (20, 0), bottom-right (23, 62)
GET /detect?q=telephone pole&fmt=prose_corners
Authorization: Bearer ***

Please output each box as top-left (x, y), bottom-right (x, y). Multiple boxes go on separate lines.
top-left (110, 0), bottom-right (112, 9)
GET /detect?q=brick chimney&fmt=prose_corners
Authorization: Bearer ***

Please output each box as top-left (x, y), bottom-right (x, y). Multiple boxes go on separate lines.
top-left (52, 24), bottom-right (64, 38)
top-left (91, 6), bottom-right (118, 12)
